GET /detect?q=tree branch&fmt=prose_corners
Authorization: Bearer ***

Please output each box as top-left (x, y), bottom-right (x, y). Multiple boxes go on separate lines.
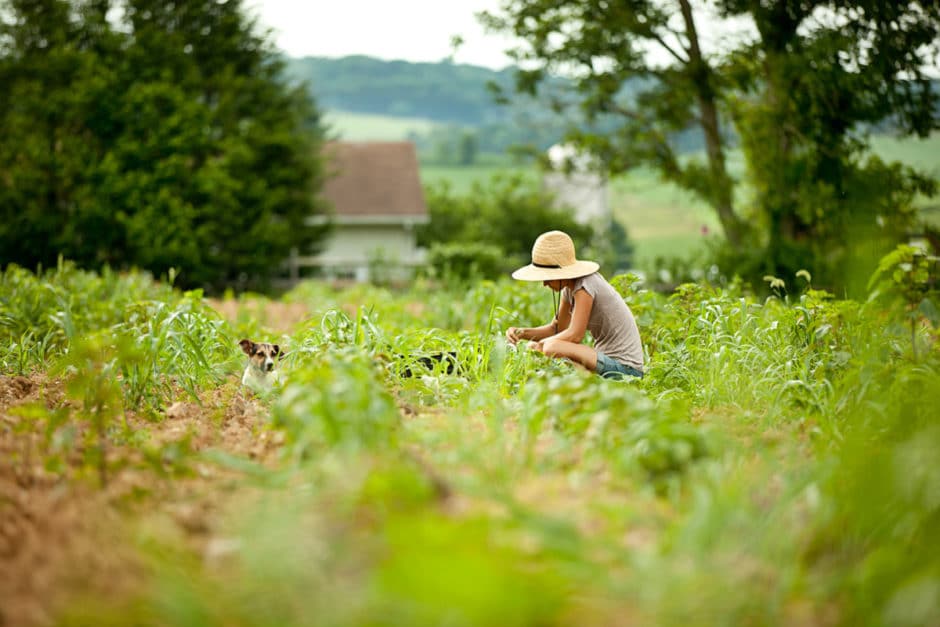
top-left (649, 30), bottom-right (689, 64)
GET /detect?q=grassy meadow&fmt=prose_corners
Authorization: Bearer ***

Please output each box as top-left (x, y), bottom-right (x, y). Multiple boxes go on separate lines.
top-left (1, 258), bottom-right (938, 626)
top-left (419, 132), bottom-right (940, 268)
top-left (324, 110), bottom-right (442, 142)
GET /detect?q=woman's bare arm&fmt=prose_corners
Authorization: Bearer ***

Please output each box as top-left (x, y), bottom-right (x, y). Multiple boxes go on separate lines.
top-left (547, 289), bottom-right (592, 343)
top-left (506, 296), bottom-right (573, 344)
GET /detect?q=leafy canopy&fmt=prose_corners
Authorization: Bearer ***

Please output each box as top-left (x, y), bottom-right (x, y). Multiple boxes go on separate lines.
top-left (481, 0), bottom-right (940, 293)
top-left (0, 0), bottom-right (330, 291)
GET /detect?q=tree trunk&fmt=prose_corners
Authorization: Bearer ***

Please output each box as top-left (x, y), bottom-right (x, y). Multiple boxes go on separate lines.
top-left (677, 0), bottom-right (745, 249)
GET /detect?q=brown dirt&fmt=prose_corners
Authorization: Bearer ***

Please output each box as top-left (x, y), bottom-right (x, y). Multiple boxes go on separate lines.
top-left (208, 298), bottom-right (312, 334)
top-left (0, 375), bottom-right (54, 413)
top-left (0, 374), bottom-right (282, 627)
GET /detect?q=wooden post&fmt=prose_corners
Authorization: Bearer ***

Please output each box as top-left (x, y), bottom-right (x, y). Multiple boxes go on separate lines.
top-left (289, 247), bottom-right (299, 282)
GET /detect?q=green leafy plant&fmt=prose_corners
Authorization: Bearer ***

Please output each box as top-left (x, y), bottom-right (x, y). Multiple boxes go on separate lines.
top-left (271, 348), bottom-right (400, 461)
top-left (426, 241), bottom-right (506, 281)
top-left (868, 244), bottom-right (939, 360)
top-left (3, 260), bottom-right (940, 627)
top-left (52, 332), bottom-right (131, 486)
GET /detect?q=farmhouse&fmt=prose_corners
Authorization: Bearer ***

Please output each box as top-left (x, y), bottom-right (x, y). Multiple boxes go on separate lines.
top-left (291, 141), bottom-right (429, 282)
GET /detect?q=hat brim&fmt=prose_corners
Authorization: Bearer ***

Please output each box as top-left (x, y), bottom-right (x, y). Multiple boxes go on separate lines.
top-left (511, 260), bottom-right (599, 281)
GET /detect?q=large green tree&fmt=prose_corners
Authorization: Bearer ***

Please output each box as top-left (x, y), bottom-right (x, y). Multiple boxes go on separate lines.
top-left (0, 0), bottom-right (328, 291)
top-left (723, 0), bottom-right (939, 291)
top-left (481, 0), bottom-right (940, 292)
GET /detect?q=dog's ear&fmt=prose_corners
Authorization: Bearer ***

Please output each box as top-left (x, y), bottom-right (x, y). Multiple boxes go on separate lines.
top-left (272, 344), bottom-right (280, 356)
top-left (239, 339), bottom-right (254, 355)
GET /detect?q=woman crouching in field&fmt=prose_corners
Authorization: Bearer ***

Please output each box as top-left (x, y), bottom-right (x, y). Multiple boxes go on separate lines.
top-left (505, 230), bottom-right (645, 379)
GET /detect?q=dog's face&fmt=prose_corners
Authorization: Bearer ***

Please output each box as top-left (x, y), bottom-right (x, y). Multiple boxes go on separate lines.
top-left (239, 339), bottom-right (280, 374)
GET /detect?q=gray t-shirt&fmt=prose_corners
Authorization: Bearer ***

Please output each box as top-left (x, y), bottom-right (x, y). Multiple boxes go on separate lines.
top-left (564, 272), bottom-right (644, 371)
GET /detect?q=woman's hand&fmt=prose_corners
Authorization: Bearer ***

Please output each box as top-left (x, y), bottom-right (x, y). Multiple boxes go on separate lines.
top-left (506, 327), bottom-right (523, 345)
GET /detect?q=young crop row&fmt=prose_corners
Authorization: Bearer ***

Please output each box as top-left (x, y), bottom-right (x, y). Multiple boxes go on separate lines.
top-left (1, 253), bottom-right (938, 626)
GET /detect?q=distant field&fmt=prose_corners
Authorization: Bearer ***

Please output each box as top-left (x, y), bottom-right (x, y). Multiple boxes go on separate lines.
top-left (870, 132), bottom-right (940, 224)
top-left (611, 134), bottom-right (940, 263)
top-left (407, 126), bottom-right (940, 266)
top-left (331, 105), bottom-right (939, 264)
top-left (324, 110), bottom-right (441, 142)
top-left (420, 164), bottom-right (537, 193)
top-left (870, 132), bottom-right (940, 176)
top-left (419, 163), bottom-right (720, 266)
top-left (608, 168), bottom-right (720, 267)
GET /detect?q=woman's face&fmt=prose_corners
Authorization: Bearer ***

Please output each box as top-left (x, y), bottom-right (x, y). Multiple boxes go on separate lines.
top-left (543, 279), bottom-right (564, 292)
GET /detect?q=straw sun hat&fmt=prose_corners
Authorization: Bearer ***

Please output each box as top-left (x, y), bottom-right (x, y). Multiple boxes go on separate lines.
top-left (511, 230), bottom-right (599, 281)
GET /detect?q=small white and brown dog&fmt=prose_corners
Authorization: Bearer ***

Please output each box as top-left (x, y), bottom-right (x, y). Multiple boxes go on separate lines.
top-left (239, 339), bottom-right (281, 391)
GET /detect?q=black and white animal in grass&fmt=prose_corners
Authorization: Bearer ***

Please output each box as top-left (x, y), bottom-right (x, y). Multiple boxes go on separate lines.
top-left (400, 351), bottom-right (460, 378)
top-left (239, 339), bottom-right (281, 391)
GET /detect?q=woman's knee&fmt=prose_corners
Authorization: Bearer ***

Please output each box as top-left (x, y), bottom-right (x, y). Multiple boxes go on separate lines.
top-left (543, 338), bottom-right (584, 361)
top-left (542, 339), bottom-right (595, 369)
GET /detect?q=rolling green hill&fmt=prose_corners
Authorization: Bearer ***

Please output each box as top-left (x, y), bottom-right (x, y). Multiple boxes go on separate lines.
top-left (293, 56), bottom-right (939, 161)
top-left (286, 55), bottom-right (572, 158)
top-left (286, 55), bottom-right (515, 126)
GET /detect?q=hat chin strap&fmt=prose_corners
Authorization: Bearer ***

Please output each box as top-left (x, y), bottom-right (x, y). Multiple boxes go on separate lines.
top-left (551, 289), bottom-right (560, 335)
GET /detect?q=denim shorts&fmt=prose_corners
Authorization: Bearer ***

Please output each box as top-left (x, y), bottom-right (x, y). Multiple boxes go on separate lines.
top-left (595, 351), bottom-right (644, 380)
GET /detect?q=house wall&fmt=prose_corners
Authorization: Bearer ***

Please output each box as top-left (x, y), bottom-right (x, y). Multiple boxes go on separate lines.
top-left (313, 224), bottom-right (425, 282)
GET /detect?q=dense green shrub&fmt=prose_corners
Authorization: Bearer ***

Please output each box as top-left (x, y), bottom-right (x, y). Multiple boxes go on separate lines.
top-left (426, 241), bottom-right (506, 281)
top-left (416, 173), bottom-right (596, 272)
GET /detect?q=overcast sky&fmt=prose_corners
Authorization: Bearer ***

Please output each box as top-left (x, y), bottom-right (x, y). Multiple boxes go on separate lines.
top-left (246, 0), bottom-right (519, 69)
top-left (246, 2), bottom-right (938, 77)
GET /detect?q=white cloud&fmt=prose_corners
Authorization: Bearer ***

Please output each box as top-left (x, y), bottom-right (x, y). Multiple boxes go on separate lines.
top-left (246, 0), bottom-right (519, 69)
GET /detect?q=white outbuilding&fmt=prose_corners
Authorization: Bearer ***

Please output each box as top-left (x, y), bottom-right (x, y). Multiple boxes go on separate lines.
top-left (542, 143), bottom-right (611, 228)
